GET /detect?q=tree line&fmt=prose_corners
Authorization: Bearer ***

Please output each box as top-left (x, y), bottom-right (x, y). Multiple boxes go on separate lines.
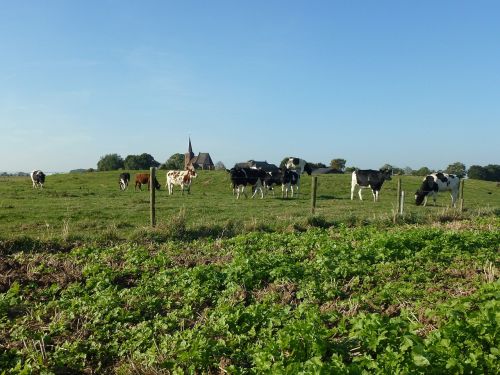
top-left (97, 154), bottom-right (499, 182)
top-left (97, 153), bottom-right (226, 171)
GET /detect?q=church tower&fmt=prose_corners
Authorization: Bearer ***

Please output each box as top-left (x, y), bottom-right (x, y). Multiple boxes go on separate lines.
top-left (184, 137), bottom-right (195, 169)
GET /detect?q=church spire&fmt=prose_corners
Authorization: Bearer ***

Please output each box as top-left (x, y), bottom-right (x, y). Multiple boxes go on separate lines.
top-left (185, 137), bottom-right (195, 169)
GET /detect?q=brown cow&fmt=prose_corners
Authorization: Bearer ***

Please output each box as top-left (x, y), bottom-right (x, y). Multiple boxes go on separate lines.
top-left (135, 173), bottom-right (161, 191)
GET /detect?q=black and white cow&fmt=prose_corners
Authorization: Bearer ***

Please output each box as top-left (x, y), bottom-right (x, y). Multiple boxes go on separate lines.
top-left (263, 170), bottom-right (283, 196)
top-left (415, 172), bottom-right (460, 207)
top-left (30, 170), bottom-right (46, 189)
top-left (282, 169), bottom-right (300, 198)
top-left (285, 157), bottom-right (313, 175)
top-left (228, 167), bottom-right (267, 199)
top-left (351, 168), bottom-right (392, 202)
top-left (119, 173), bottom-right (130, 191)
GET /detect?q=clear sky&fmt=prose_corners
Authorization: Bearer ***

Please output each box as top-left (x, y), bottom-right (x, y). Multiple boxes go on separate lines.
top-left (1, 1), bottom-right (499, 172)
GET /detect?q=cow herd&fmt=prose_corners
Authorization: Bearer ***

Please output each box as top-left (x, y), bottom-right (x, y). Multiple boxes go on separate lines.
top-left (28, 161), bottom-right (462, 207)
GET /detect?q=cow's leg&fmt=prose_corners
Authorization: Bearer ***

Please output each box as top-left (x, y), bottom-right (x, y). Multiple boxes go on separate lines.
top-left (372, 189), bottom-right (378, 202)
top-left (358, 188), bottom-right (363, 201)
top-left (350, 184), bottom-right (356, 200)
top-left (423, 196), bottom-right (428, 206)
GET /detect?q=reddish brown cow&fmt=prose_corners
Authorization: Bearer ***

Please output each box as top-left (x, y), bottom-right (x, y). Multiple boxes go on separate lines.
top-left (134, 173), bottom-right (161, 191)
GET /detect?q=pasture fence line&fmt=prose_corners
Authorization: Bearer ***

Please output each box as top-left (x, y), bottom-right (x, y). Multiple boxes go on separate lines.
top-left (150, 167), bottom-right (156, 227)
top-left (311, 176), bottom-right (318, 215)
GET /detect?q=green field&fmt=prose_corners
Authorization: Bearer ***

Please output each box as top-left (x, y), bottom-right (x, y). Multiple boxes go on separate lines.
top-left (0, 172), bottom-right (499, 373)
top-left (0, 171), bottom-right (499, 241)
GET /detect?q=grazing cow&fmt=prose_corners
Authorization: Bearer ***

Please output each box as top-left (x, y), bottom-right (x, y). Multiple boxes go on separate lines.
top-left (282, 169), bottom-right (300, 198)
top-left (263, 170), bottom-right (283, 196)
top-left (285, 157), bottom-right (313, 175)
top-left (415, 172), bottom-right (460, 207)
top-left (119, 173), bottom-right (130, 191)
top-left (134, 173), bottom-right (161, 191)
top-left (351, 168), bottom-right (392, 202)
top-left (30, 170), bottom-right (46, 189)
top-left (166, 165), bottom-right (198, 195)
top-left (228, 167), bottom-right (267, 199)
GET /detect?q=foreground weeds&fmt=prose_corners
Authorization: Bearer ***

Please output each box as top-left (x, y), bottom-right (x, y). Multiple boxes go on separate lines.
top-left (1, 218), bottom-right (499, 374)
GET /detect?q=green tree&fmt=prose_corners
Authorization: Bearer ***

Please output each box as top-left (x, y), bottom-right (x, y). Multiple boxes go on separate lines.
top-left (330, 158), bottom-right (346, 172)
top-left (445, 162), bottom-right (466, 178)
top-left (403, 166), bottom-right (414, 175)
top-left (164, 153), bottom-right (185, 170)
top-left (414, 167), bottom-right (432, 176)
top-left (124, 153), bottom-right (160, 170)
top-left (467, 165), bottom-right (487, 180)
top-left (97, 153), bottom-right (124, 171)
top-left (215, 161), bottom-right (226, 170)
top-left (484, 164), bottom-right (500, 181)
top-left (380, 164), bottom-right (393, 173)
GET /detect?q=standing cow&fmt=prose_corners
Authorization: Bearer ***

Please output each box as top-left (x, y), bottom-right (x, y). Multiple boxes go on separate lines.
top-left (415, 172), bottom-right (460, 207)
top-left (119, 173), bottom-right (130, 191)
top-left (135, 173), bottom-right (161, 191)
top-left (351, 168), bottom-right (392, 202)
top-left (228, 167), bottom-right (267, 199)
top-left (166, 165), bottom-right (197, 195)
top-left (282, 168), bottom-right (300, 198)
top-left (30, 170), bottom-right (46, 189)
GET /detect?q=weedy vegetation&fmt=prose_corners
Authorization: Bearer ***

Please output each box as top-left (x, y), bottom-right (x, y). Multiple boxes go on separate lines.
top-left (0, 171), bottom-right (499, 373)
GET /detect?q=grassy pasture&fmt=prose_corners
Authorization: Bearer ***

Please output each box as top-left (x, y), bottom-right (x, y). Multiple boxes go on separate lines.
top-left (0, 171), bottom-right (499, 241)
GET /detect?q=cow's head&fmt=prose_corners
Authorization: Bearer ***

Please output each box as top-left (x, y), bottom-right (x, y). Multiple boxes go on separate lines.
top-left (304, 163), bottom-right (313, 175)
top-left (415, 176), bottom-right (436, 205)
top-left (379, 167), bottom-right (392, 181)
top-left (153, 177), bottom-right (161, 190)
top-left (285, 157), bottom-right (297, 170)
top-left (186, 164), bottom-right (197, 178)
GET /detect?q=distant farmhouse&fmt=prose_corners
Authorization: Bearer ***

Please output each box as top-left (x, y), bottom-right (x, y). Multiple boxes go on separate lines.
top-left (184, 138), bottom-right (215, 170)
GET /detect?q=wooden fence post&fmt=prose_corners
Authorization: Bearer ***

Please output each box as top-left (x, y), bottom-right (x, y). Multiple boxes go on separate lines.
top-left (396, 178), bottom-right (402, 214)
top-left (400, 191), bottom-right (405, 215)
top-left (459, 179), bottom-right (465, 212)
top-left (150, 167), bottom-right (156, 227)
top-left (311, 176), bottom-right (318, 215)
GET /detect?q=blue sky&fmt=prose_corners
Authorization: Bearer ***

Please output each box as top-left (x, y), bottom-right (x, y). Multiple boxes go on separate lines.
top-left (1, 1), bottom-right (499, 172)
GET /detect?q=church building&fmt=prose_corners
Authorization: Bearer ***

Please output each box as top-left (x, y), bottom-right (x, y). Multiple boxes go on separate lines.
top-left (184, 138), bottom-right (215, 170)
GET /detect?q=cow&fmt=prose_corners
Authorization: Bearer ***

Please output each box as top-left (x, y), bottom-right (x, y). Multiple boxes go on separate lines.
top-left (166, 165), bottom-right (198, 195)
top-left (282, 168), bottom-right (300, 198)
top-left (227, 167), bottom-right (267, 199)
top-left (119, 173), bottom-right (130, 191)
top-left (415, 172), bottom-right (460, 207)
top-left (134, 173), bottom-right (161, 191)
top-left (351, 168), bottom-right (392, 202)
top-left (263, 170), bottom-right (283, 196)
top-left (30, 170), bottom-right (46, 189)
top-left (285, 157), bottom-right (313, 175)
